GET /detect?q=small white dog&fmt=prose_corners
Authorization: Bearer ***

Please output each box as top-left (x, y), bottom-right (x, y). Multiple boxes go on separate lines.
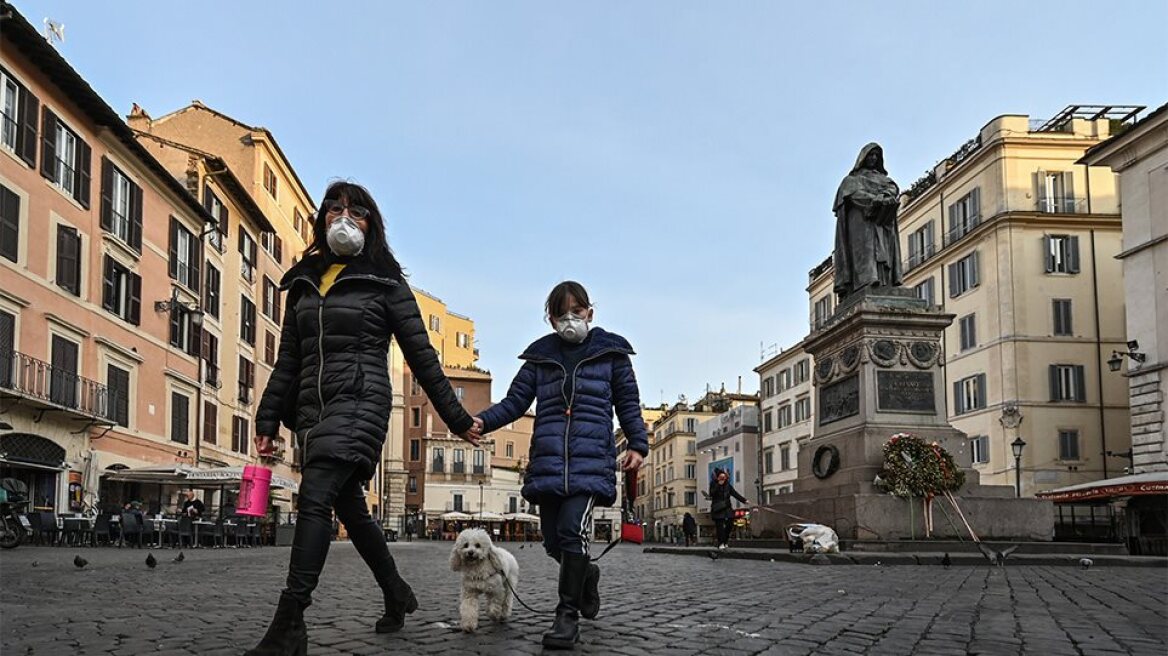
top-left (450, 527), bottom-right (519, 632)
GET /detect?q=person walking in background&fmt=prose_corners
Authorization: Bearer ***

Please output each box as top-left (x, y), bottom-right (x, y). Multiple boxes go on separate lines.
top-left (682, 512), bottom-right (698, 547)
top-left (473, 281), bottom-right (648, 649)
top-left (709, 469), bottom-right (747, 550)
top-left (246, 181), bottom-right (482, 656)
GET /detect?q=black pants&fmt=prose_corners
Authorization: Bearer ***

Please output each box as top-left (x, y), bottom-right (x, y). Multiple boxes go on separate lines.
top-left (539, 494), bottom-right (596, 559)
top-left (714, 518), bottom-right (731, 546)
top-left (284, 460), bottom-right (403, 605)
top-left (684, 531), bottom-right (696, 547)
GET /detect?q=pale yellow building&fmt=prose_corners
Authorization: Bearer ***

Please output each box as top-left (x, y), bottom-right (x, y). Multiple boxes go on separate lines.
top-left (755, 343), bottom-right (813, 501)
top-left (413, 286), bottom-right (477, 368)
top-left (808, 106), bottom-right (1139, 496)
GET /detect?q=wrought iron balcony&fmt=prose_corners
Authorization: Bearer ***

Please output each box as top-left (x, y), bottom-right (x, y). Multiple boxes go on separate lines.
top-left (453, 461), bottom-right (466, 474)
top-left (0, 349), bottom-right (116, 424)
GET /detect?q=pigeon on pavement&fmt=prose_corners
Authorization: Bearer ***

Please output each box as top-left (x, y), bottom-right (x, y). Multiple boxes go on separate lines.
top-left (977, 543), bottom-right (1019, 567)
top-left (1079, 558), bottom-right (1093, 570)
top-left (73, 555), bottom-right (88, 569)
top-left (941, 553), bottom-right (951, 569)
top-left (145, 553), bottom-right (157, 569)
top-left (173, 551), bottom-right (185, 563)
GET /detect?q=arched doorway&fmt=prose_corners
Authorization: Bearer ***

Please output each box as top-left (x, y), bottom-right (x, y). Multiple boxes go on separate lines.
top-left (0, 433), bottom-right (67, 511)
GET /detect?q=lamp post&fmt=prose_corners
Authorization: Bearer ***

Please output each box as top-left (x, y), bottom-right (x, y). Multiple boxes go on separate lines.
top-left (1011, 437), bottom-right (1026, 498)
top-left (478, 480), bottom-right (484, 522)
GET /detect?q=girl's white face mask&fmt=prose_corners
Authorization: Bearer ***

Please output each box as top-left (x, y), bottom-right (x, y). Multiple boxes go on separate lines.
top-left (326, 216), bottom-right (365, 257)
top-left (554, 313), bottom-right (590, 344)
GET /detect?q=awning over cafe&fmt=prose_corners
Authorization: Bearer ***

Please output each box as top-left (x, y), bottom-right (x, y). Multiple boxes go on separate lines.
top-left (103, 465), bottom-right (298, 493)
top-left (1035, 472), bottom-right (1168, 503)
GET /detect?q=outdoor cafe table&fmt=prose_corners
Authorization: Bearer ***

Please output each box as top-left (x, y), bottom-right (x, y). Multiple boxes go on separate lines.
top-left (148, 517), bottom-right (178, 547)
top-left (60, 516), bottom-right (93, 546)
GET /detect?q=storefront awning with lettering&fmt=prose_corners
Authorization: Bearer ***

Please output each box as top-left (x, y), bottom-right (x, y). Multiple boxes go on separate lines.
top-left (1035, 472), bottom-right (1168, 503)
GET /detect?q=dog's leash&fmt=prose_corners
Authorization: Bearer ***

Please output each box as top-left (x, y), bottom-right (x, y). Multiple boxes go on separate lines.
top-left (494, 569), bottom-right (555, 615)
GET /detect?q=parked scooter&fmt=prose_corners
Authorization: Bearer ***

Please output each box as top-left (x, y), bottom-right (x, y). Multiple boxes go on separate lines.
top-left (0, 478), bottom-right (32, 549)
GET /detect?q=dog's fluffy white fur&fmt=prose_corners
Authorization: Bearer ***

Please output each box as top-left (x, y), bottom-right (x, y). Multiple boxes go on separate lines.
top-left (449, 527), bottom-right (519, 632)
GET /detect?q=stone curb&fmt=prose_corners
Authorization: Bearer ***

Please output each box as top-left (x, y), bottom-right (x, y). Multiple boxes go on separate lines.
top-left (643, 546), bottom-right (1168, 567)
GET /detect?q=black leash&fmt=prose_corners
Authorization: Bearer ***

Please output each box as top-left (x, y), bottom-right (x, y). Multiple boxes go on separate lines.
top-left (496, 570), bottom-right (555, 615)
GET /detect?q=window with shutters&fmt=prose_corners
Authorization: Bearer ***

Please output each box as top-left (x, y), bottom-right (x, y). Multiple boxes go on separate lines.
top-left (169, 218), bottom-right (200, 292)
top-left (261, 232), bottom-right (283, 264)
top-left (263, 164), bottom-right (278, 199)
top-left (231, 415), bottom-right (250, 454)
top-left (795, 397), bottom-right (811, 422)
top-left (0, 66), bottom-right (39, 167)
top-left (1052, 299), bottom-right (1073, 336)
top-left (411, 407), bottom-right (421, 427)
top-left (238, 355), bottom-right (255, 404)
top-left (49, 335), bottom-right (79, 408)
top-left (0, 310), bottom-right (14, 389)
top-left (778, 368), bottom-right (792, 391)
top-left (0, 183), bottom-right (21, 263)
top-left (204, 265), bottom-right (221, 320)
top-left (793, 359), bottom-right (810, 384)
top-left (428, 314), bottom-right (441, 332)
top-left (452, 493), bottom-right (463, 512)
top-left (168, 307), bottom-right (199, 356)
top-left (1050, 364), bottom-right (1086, 402)
top-left (762, 376), bottom-right (774, 398)
top-left (906, 220), bottom-right (936, 271)
top-left (55, 225), bottom-right (81, 296)
top-left (1044, 235), bottom-right (1080, 274)
top-left (1037, 171), bottom-right (1078, 214)
top-left (202, 332), bottom-right (219, 386)
top-left (170, 391), bottom-right (190, 444)
top-left (262, 277), bottom-right (280, 322)
top-left (407, 476), bottom-right (417, 493)
top-left (763, 410), bottom-right (773, 432)
top-left (1058, 429), bottom-right (1080, 460)
top-left (98, 158), bottom-right (143, 252)
top-left (505, 441), bottom-right (514, 458)
top-left (953, 373), bottom-right (986, 415)
top-left (945, 188), bottom-right (980, 245)
top-left (778, 404), bottom-right (792, 428)
top-left (202, 399), bottom-right (217, 444)
top-left (764, 450), bottom-right (774, 474)
top-left (43, 111), bottom-right (91, 207)
top-left (451, 448), bottom-right (465, 474)
top-left (970, 435), bottom-right (989, 464)
top-left (949, 251), bottom-right (980, 298)
top-left (106, 364), bottom-right (130, 427)
top-left (685, 463), bottom-right (696, 478)
top-left (239, 230), bottom-right (257, 282)
top-left (913, 277), bottom-right (935, 305)
top-left (203, 187), bottom-right (227, 252)
top-left (293, 208), bottom-right (305, 237)
top-left (780, 445), bottom-right (791, 471)
top-left (959, 314), bottom-right (977, 351)
top-left (101, 256), bottom-right (141, 325)
top-left (264, 331), bottom-right (276, 366)
top-left (813, 295), bottom-right (833, 329)
top-left (432, 447), bottom-right (445, 473)
top-left (240, 295), bottom-right (256, 346)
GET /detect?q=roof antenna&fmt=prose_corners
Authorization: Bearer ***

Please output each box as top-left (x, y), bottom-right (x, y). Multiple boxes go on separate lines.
top-left (44, 17), bottom-right (65, 46)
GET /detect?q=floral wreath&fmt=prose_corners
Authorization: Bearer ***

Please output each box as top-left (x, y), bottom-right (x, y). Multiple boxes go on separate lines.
top-left (876, 433), bottom-right (965, 499)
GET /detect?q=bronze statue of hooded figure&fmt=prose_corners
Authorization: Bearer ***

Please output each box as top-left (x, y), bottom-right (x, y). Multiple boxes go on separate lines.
top-left (832, 143), bottom-right (902, 299)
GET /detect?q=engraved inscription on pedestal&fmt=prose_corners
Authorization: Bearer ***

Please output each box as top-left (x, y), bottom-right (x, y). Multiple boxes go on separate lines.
top-left (819, 375), bottom-right (859, 425)
top-left (876, 370), bottom-right (935, 413)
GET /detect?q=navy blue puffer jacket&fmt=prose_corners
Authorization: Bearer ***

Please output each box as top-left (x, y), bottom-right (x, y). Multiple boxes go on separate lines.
top-left (479, 328), bottom-right (649, 507)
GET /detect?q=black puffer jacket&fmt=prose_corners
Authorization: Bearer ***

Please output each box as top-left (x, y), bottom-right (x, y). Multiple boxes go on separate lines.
top-left (255, 254), bottom-right (473, 480)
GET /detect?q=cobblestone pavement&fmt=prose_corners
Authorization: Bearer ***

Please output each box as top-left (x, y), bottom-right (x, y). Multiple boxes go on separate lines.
top-left (1, 541), bottom-right (1165, 655)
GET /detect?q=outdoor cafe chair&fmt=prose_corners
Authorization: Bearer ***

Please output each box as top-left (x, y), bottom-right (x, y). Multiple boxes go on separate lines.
top-left (61, 516), bottom-right (90, 547)
top-left (90, 514), bottom-right (113, 546)
top-left (119, 512), bottom-right (143, 548)
top-left (169, 516), bottom-right (195, 548)
top-left (37, 512), bottom-right (60, 546)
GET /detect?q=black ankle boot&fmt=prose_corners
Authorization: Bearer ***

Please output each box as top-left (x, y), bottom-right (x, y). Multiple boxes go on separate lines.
top-left (542, 553), bottom-right (588, 649)
top-left (245, 592), bottom-right (308, 656)
top-left (580, 561), bottom-right (600, 619)
top-left (375, 576), bottom-right (418, 633)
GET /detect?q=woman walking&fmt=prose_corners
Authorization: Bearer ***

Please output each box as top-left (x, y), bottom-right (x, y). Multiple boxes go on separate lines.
top-left (474, 281), bottom-right (648, 649)
top-left (247, 181), bottom-right (481, 655)
top-left (709, 469), bottom-right (747, 550)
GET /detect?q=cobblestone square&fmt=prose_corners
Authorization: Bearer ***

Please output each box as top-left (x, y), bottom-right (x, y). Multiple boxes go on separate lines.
top-left (1, 542), bottom-right (1165, 655)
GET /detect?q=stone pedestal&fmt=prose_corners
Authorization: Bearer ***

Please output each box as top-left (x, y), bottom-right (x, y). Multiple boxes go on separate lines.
top-left (753, 288), bottom-right (1054, 541)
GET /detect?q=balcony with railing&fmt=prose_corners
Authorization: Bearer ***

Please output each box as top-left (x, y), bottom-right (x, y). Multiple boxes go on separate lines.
top-left (452, 461), bottom-right (465, 474)
top-left (902, 243), bottom-right (937, 274)
top-left (1038, 197), bottom-right (1083, 214)
top-left (0, 349), bottom-right (116, 425)
top-left (473, 464), bottom-right (485, 475)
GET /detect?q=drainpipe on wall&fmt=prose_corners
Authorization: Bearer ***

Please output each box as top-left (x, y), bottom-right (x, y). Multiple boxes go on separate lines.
top-left (1090, 229), bottom-right (1109, 480)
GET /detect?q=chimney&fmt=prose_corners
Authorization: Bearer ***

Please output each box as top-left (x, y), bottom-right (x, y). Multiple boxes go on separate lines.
top-left (737, 376), bottom-right (742, 394)
top-left (127, 103), bottom-right (152, 130)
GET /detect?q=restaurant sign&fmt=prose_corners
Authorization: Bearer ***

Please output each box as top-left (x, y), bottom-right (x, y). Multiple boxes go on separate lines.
top-left (1038, 482), bottom-right (1168, 503)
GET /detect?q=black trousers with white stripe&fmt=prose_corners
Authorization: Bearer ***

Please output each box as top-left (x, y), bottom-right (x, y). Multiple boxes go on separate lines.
top-left (538, 493), bottom-right (596, 558)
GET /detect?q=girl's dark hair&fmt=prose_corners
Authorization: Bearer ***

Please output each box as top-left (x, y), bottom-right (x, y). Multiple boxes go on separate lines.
top-left (304, 181), bottom-right (404, 280)
top-left (545, 281), bottom-right (591, 319)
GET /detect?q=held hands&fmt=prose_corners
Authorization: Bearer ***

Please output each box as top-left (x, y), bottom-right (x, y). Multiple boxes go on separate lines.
top-left (621, 451), bottom-right (644, 472)
top-left (457, 416), bottom-right (485, 447)
top-left (254, 435), bottom-right (275, 456)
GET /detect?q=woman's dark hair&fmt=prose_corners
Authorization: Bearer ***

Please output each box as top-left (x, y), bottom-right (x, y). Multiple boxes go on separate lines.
top-left (305, 181), bottom-right (404, 280)
top-left (545, 281), bottom-right (591, 319)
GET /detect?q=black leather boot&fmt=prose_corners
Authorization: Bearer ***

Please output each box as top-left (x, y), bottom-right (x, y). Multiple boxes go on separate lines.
top-left (245, 592), bottom-right (308, 656)
top-left (580, 561), bottom-right (600, 619)
top-left (375, 577), bottom-right (418, 633)
top-left (542, 553), bottom-right (588, 649)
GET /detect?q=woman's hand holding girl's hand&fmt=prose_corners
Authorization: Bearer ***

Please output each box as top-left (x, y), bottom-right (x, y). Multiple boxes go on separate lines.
top-left (621, 451), bottom-right (644, 471)
top-left (457, 416), bottom-right (484, 447)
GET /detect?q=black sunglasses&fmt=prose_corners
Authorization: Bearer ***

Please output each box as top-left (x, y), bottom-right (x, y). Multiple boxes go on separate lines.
top-left (324, 200), bottom-right (370, 220)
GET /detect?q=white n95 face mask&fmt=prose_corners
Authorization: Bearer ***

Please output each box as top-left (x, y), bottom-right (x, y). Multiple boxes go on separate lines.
top-left (555, 314), bottom-right (590, 344)
top-left (326, 217), bottom-right (365, 257)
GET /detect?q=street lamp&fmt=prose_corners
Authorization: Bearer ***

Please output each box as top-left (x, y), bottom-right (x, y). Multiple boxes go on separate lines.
top-left (1108, 340), bottom-right (1147, 372)
top-left (478, 480), bottom-right (484, 522)
top-left (1011, 437), bottom-right (1026, 498)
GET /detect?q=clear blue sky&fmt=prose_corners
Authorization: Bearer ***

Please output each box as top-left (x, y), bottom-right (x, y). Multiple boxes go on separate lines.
top-left (27, 1), bottom-right (1167, 407)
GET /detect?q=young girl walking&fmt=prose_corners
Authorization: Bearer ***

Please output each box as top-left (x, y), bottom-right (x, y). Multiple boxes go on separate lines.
top-left (474, 281), bottom-right (648, 649)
